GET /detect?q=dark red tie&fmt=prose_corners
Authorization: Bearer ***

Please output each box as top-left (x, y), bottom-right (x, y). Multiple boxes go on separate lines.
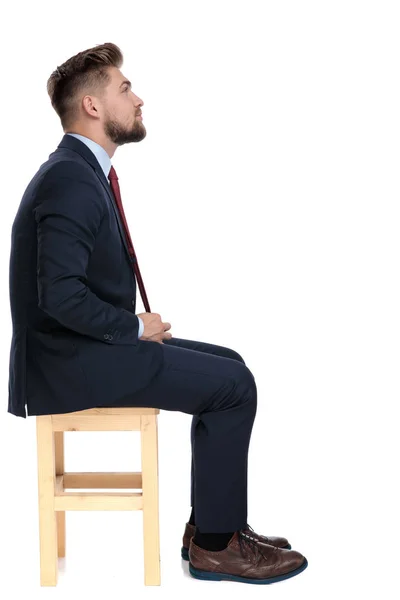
top-left (108, 165), bottom-right (151, 313)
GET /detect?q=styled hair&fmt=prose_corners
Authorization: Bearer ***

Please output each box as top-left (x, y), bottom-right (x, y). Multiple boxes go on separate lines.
top-left (47, 42), bottom-right (123, 130)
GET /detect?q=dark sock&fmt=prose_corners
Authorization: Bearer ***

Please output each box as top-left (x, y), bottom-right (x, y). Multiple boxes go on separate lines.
top-left (193, 527), bottom-right (236, 551)
top-left (188, 506), bottom-right (196, 526)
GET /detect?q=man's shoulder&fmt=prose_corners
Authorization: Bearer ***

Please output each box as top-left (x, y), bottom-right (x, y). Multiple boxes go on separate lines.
top-left (39, 156), bottom-right (96, 183)
top-left (30, 154), bottom-right (108, 207)
top-left (29, 157), bottom-right (106, 219)
top-left (14, 153), bottom-right (106, 224)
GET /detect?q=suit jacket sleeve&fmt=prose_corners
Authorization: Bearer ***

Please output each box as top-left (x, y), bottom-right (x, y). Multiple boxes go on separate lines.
top-left (33, 162), bottom-right (140, 345)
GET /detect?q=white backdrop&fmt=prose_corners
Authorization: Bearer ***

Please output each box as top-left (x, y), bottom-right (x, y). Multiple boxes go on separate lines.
top-left (1, 1), bottom-right (399, 597)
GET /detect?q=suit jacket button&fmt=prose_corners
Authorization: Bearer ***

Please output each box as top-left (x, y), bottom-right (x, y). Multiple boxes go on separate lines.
top-left (131, 299), bottom-right (135, 306)
top-left (104, 334), bottom-right (109, 340)
top-left (109, 335), bottom-right (113, 340)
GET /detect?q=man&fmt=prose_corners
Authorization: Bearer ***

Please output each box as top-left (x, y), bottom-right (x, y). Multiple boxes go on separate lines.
top-left (8, 42), bottom-right (307, 584)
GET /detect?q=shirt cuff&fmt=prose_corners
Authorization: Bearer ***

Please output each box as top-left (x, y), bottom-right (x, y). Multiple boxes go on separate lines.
top-left (137, 316), bottom-right (144, 338)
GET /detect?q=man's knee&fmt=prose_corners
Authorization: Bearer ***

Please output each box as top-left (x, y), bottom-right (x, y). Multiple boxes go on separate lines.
top-left (233, 362), bottom-right (257, 402)
top-left (226, 349), bottom-right (246, 364)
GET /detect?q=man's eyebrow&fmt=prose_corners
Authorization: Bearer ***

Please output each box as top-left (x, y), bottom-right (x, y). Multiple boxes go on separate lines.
top-left (119, 80), bottom-right (132, 89)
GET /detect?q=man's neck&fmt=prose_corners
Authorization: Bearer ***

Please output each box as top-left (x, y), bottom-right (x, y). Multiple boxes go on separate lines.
top-left (65, 129), bottom-right (117, 159)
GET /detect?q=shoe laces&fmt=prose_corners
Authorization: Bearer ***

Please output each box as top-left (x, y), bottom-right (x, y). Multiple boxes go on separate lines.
top-left (245, 522), bottom-right (267, 540)
top-left (238, 528), bottom-right (266, 562)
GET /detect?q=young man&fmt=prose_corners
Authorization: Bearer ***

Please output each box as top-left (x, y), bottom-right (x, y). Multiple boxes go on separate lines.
top-left (8, 42), bottom-right (307, 585)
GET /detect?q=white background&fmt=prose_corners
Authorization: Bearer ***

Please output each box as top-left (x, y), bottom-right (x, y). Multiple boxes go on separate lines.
top-left (1, 0), bottom-right (399, 597)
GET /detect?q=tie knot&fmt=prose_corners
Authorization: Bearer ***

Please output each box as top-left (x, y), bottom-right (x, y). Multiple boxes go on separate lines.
top-left (108, 166), bottom-right (118, 181)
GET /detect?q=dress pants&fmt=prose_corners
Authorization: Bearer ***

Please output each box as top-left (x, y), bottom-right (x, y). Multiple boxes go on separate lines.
top-left (99, 336), bottom-right (257, 533)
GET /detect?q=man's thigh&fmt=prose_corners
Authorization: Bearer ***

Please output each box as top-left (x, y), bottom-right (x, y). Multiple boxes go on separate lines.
top-left (106, 337), bottom-right (253, 415)
top-left (162, 336), bottom-right (245, 364)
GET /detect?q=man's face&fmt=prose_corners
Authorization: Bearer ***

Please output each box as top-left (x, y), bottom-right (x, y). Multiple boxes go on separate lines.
top-left (102, 67), bottom-right (146, 145)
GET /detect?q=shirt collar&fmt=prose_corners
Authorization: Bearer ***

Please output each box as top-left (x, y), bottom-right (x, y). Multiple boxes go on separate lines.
top-left (66, 133), bottom-right (112, 180)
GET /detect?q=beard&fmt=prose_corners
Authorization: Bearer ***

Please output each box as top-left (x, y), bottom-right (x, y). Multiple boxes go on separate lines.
top-left (103, 111), bottom-right (146, 146)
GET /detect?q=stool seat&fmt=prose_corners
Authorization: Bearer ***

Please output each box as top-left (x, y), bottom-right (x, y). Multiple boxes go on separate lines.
top-left (36, 407), bottom-right (161, 586)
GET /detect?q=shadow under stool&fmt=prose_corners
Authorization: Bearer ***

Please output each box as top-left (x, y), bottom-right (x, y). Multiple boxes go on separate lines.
top-left (35, 407), bottom-right (160, 586)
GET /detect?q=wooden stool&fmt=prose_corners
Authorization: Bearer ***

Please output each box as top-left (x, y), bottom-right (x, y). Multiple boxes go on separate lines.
top-left (36, 407), bottom-right (160, 586)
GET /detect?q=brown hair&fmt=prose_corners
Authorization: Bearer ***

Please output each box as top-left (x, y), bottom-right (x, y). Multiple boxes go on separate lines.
top-left (47, 42), bottom-right (123, 131)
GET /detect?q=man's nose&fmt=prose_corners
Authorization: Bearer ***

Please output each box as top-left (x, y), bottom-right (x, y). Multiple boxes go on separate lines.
top-left (133, 93), bottom-right (143, 106)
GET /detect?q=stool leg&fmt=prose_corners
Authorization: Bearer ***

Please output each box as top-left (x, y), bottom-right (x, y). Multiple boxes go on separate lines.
top-left (36, 416), bottom-right (58, 586)
top-left (140, 414), bottom-right (160, 586)
top-left (54, 431), bottom-right (66, 558)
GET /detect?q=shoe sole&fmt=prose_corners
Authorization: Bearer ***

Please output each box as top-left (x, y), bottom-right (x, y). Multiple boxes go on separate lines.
top-left (188, 557), bottom-right (308, 584)
top-left (181, 543), bottom-right (291, 561)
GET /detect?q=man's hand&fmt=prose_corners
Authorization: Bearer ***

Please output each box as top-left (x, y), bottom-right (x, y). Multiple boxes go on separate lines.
top-left (137, 312), bottom-right (172, 343)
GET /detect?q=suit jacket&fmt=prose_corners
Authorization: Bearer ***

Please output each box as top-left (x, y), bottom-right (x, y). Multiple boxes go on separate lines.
top-left (8, 133), bottom-right (164, 418)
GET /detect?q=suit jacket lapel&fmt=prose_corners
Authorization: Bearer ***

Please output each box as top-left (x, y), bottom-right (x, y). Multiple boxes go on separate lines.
top-left (94, 166), bottom-right (134, 264)
top-left (57, 134), bottom-right (135, 266)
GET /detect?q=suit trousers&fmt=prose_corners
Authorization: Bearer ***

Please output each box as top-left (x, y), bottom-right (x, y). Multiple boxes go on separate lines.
top-left (98, 336), bottom-right (257, 533)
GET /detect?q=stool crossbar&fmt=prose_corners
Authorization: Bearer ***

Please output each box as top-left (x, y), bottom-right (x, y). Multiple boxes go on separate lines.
top-left (36, 407), bottom-right (161, 586)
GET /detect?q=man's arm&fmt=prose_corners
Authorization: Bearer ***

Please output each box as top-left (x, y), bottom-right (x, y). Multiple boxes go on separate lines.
top-left (34, 162), bottom-right (140, 345)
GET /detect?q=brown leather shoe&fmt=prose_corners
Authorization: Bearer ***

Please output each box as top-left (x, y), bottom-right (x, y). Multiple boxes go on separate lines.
top-left (188, 530), bottom-right (308, 584)
top-left (181, 521), bottom-right (291, 561)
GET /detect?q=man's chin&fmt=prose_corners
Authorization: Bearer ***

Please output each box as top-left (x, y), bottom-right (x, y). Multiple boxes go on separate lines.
top-left (115, 130), bottom-right (146, 145)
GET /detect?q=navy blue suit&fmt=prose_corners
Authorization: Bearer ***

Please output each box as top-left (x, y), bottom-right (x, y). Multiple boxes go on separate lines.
top-left (8, 133), bottom-right (257, 532)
